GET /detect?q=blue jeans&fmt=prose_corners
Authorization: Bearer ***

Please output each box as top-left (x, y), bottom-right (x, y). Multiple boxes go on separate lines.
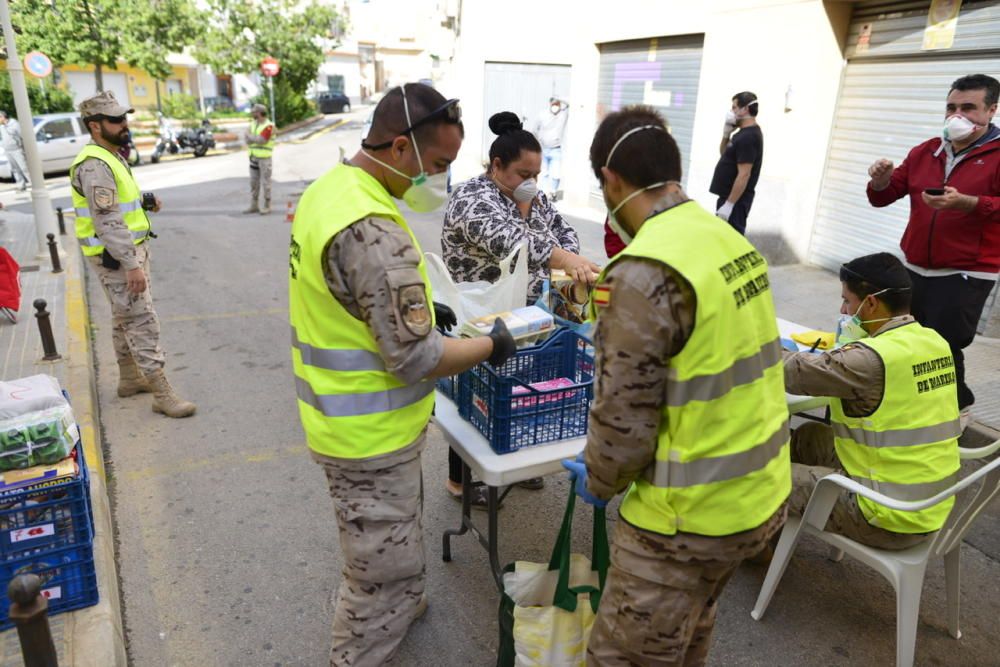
top-left (541, 147), bottom-right (562, 194)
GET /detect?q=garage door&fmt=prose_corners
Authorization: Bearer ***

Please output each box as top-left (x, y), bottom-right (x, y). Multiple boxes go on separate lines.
top-left (595, 34), bottom-right (704, 200)
top-left (481, 62), bottom-right (572, 164)
top-left (808, 1), bottom-right (1000, 330)
top-left (65, 71), bottom-right (130, 108)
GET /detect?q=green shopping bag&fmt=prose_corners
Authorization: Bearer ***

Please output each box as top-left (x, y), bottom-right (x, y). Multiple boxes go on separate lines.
top-left (497, 488), bottom-right (609, 667)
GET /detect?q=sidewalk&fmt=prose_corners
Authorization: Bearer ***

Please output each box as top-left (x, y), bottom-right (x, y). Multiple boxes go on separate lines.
top-left (0, 209), bottom-right (126, 666)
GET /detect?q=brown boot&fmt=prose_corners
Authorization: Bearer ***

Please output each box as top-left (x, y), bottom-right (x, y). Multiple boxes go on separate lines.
top-left (243, 200), bottom-right (259, 214)
top-left (259, 199), bottom-right (271, 214)
top-left (117, 359), bottom-right (152, 397)
top-left (146, 370), bottom-right (197, 418)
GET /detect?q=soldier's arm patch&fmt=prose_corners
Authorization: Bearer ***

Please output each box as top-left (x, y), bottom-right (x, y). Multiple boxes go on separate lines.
top-left (92, 186), bottom-right (117, 212)
top-left (387, 267), bottom-right (431, 340)
top-left (592, 285), bottom-right (611, 308)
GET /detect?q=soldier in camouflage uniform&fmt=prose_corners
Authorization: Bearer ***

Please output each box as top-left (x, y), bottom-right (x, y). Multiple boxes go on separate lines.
top-left (565, 106), bottom-right (789, 666)
top-left (289, 83), bottom-right (516, 666)
top-left (72, 91), bottom-right (195, 418)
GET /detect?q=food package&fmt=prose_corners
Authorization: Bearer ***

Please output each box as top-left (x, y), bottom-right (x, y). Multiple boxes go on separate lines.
top-left (460, 306), bottom-right (555, 345)
top-left (510, 377), bottom-right (579, 410)
top-left (548, 270), bottom-right (593, 325)
top-left (0, 375), bottom-right (78, 471)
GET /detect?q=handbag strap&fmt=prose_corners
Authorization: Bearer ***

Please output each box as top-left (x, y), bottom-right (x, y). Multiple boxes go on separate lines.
top-left (549, 487), bottom-right (610, 614)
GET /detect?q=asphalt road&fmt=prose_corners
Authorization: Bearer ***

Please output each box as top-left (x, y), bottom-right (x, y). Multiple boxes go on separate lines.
top-left (3, 110), bottom-right (998, 666)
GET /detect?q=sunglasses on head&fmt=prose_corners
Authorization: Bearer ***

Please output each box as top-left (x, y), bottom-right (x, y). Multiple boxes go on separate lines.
top-left (362, 91), bottom-right (462, 150)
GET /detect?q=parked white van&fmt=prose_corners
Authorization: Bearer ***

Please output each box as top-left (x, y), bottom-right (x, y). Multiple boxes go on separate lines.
top-left (0, 112), bottom-right (89, 179)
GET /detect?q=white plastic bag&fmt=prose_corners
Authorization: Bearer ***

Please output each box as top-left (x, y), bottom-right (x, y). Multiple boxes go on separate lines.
top-left (424, 243), bottom-right (529, 327)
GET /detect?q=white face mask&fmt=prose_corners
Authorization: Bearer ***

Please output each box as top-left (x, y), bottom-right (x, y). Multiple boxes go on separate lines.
top-left (943, 114), bottom-right (977, 142)
top-left (601, 124), bottom-right (668, 246)
top-left (361, 87), bottom-right (450, 213)
top-left (725, 110), bottom-right (738, 125)
top-left (513, 178), bottom-right (538, 203)
top-left (835, 289), bottom-right (891, 345)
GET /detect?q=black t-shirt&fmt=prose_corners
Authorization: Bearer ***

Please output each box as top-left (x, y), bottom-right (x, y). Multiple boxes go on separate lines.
top-left (710, 125), bottom-right (763, 201)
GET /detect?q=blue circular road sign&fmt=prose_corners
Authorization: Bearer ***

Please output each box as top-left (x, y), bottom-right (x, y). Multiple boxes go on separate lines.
top-left (24, 52), bottom-right (53, 78)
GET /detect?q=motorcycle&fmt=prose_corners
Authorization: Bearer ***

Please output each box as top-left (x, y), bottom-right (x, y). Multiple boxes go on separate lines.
top-left (151, 118), bottom-right (215, 163)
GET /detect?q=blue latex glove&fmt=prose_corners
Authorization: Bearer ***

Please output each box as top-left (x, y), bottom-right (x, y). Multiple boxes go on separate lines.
top-left (779, 337), bottom-right (800, 352)
top-left (562, 456), bottom-right (608, 508)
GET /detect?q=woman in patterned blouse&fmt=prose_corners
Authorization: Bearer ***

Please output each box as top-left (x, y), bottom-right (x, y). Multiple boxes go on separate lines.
top-left (441, 111), bottom-right (600, 503)
top-left (442, 111), bottom-right (600, 304)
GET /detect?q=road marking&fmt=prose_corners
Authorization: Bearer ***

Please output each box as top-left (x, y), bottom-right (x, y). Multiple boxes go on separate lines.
top-left (290, 118), bottom-right (349, 144)
top-left (123, 443), bottom-right (308, 481)
top-left (160, 307), bottom-right (285, 323)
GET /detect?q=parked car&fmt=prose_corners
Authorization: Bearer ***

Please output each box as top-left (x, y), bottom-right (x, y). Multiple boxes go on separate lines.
top-left (0, 112), bottom-right (89, 179)
top-left (317, 91), bottom-right (351, 114)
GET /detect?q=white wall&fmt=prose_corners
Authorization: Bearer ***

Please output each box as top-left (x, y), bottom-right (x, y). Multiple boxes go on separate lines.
top-left (447, 0), bottom-right (852, 261)
top-left (319, 55), bottom-right (363, 104)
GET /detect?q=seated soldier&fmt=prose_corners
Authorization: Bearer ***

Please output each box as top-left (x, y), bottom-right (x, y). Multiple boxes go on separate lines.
top-left (783, 252), bottom-right (961, 550)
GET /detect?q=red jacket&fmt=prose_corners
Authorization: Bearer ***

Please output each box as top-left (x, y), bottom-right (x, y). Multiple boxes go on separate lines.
top-left (867, 132), bottom-right (1000, 273)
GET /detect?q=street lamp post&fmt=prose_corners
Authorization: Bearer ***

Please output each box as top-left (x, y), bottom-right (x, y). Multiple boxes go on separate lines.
top-left (0, 0), bottom-right (60, 259)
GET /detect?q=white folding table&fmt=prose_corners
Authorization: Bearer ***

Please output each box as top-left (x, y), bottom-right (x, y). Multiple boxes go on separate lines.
top-left (438, 318), bottom-right (833, 589)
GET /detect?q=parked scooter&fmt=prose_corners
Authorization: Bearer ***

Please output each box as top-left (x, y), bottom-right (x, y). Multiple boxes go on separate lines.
top-left (151, 117), bottom-right (215, 163)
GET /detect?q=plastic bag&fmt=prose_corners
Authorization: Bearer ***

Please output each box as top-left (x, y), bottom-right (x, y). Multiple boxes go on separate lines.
top-left (425, 243), bottom-right (529, 327)
top-left (0, 375), bottom-right (78, 470)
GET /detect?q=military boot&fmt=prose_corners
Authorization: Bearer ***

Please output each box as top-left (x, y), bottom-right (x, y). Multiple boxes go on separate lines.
top-left (146, 370), bottom-right (197, 418)
top-left (117, 358), bottom-right (151, 397)
top-left (259, 199), bottom-right (272, 214)
top-left (243, 199), bottom-right (259, 214)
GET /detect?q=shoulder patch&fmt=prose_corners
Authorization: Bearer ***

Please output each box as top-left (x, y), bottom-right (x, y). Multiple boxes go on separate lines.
top-left (592, 285), bottom-right (611, 308)
top-left (398, 284), bottom-right (432, 337)
top-left (92, 186), bottom-right (116, 211)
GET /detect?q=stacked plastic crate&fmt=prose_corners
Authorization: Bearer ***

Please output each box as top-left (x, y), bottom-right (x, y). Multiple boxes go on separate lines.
top-left (0, 422), bottom-right (97, 628)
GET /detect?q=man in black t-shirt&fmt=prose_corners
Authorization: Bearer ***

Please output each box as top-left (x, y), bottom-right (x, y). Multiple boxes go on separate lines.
top-left (710, 91), bottom-right (763, 234)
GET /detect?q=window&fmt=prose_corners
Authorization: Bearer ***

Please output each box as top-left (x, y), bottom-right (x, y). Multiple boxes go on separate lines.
top-left (327, 75), bottom-right (345, 94)
top-left (39, 118), bottom-right (76, 140)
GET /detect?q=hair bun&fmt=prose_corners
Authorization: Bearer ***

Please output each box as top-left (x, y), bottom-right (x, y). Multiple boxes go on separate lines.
top-left (489, 111), bottom-right (522, 136)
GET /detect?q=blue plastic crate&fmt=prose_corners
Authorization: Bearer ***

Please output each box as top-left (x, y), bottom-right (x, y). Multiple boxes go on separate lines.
top-left (436, 375), bottom-right (459, 403)
top-left (0, 442), bottom-right (91, 562)
top-left (457, 329), bottom-right (594, 454)
top-left (0, 542), bottom-right (98, 629)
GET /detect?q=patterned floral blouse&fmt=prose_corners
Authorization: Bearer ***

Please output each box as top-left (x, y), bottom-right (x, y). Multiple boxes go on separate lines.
top-left (442, 174), bottom-right (581, 302)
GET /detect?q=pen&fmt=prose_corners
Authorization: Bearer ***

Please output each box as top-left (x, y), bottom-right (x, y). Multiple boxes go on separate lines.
top-left (808, 338), bottom-right (822, 353)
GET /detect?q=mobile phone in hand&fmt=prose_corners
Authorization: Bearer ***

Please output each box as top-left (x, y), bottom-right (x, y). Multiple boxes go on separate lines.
top-left (141, 192), bottom-right (156, 211)
top-left (924, 188), bottom-right (945, 196)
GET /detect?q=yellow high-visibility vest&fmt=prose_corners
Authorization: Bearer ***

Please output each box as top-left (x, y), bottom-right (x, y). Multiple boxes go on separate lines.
top-left (831, 322), bottom-right (961, 533)
top-left (590, 201), bottom-right (790, 536)
top-left (70, 144), bottom-right (151, 257)
top-left (289, 163), bottom-right (435, 459)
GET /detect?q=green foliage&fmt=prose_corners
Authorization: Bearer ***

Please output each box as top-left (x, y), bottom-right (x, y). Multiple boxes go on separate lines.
top-left (11, 0), bottom-right (204, 88)
top-left (197, 0), bottom-right (342, 97)
top-left (0, 77), bottom-right (75, 115)
top-left (160, 92), bottom-right (199, 119)
top-left (254, 77), bottom-right (315, 127)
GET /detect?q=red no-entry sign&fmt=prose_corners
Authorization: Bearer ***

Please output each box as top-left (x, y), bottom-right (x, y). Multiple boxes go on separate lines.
top-left (260, 57), bottom-right (280, 78)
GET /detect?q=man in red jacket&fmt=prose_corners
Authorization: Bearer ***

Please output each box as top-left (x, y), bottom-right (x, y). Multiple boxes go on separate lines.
top-left (867, 73), bottom-right (999, 424)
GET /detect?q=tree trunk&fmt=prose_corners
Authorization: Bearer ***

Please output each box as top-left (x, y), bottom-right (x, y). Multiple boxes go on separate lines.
top-left (95, 62), bottom-right (104, 91)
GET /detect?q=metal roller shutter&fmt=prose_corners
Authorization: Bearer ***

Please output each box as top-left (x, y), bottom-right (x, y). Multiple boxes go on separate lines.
top-left (594, 35), bottom-right (704, 202)
top-left (809, 0), bottom-right (1000, 331)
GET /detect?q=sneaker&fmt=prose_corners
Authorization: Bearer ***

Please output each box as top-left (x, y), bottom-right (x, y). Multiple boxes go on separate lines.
top-left (516, 477), bottom-right (545, 491)
top-left (447, 483), bottom-right (498, 511)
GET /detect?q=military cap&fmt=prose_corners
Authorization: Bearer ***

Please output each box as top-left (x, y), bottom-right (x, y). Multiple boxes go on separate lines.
top-left (78, 90), bottom-right (134, 118)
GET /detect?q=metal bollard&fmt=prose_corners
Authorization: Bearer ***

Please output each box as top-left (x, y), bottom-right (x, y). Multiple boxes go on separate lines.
top-left (56, 207), bottom-right (66, 236)
top-left (34, 299), bottom-right (61, 361)
top-left (46, 234), bottom-right (63, 274)
top-left (7, 574), bottom-right (59, 667)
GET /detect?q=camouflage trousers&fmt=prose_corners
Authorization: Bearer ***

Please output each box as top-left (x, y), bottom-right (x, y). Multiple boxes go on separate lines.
top-left (88, 244), bottom-right (165, 375)
top-left (315, 436), bottom-right (426, 667)
top-left (789, 422), bottom-right (931, 550)
top-left (587, 520), bottom-right (743, 667)
top-left (249, 156), bottom-right (272, 204)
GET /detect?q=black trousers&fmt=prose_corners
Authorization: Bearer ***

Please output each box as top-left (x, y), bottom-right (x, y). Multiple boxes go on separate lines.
top-left (907, 270), bottom-right (996, 410)
top-left (448, 447), bottom-right (462, 484)
top-left (716, 194), bottom-right (754, 235)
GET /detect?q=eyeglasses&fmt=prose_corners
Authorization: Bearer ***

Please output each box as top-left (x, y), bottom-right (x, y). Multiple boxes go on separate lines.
top-left (362, 88), bottom-right (462, 150)
top-left (838, 264), bottom-right (910, 292)
top-left (102, 115), bottom-right (128, 125)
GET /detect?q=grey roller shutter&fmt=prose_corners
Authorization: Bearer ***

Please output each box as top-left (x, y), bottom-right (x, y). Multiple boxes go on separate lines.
top-left (808, 1), bottom-right (1000, 331)
top-left (594, 35), bottom-right (704, 202)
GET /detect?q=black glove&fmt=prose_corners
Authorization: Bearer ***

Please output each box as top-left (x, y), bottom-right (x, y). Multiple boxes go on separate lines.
top-left (487, 317), bottom-right (517, 367)
top-left (433, 302), bottom-right (457, 333)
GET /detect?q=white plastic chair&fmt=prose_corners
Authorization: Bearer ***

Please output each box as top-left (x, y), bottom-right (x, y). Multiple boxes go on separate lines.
top-left (751, 440), bottom-right (1000, 667)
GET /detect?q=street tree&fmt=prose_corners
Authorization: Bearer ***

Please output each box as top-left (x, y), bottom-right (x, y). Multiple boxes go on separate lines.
top-left (11, 0), bottom-right (204, 91)
top-left (198, 0), bottom-right (342, 123)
